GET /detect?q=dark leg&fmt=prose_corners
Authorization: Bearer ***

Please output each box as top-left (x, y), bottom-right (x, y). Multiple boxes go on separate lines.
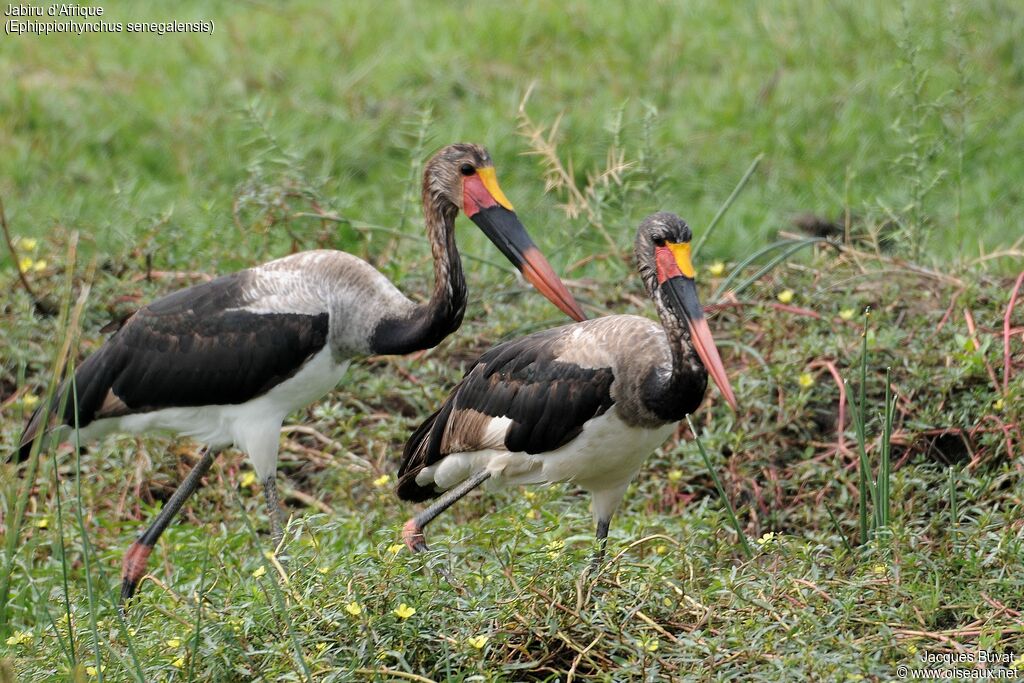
top-left (402, 470), bottom-right (491, 552)
top-left (120, 446), bottom-right (219, 607)
top-left (262, 475), bottom-right (285, 553)
top-left (590, 517), bottom-right (611, 569)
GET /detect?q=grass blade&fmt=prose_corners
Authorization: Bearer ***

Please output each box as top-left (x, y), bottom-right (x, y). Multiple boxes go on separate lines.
top-left (687, 416), bottom-right (752, 559)
top-left (50, 435), bottom-right (76, 667)
top-left (69, 372), bottom-right (104, 683)
top-left (823, 501), bottom-right (854, 554)
top-left (849, 308), bottom-right (879, 544)
top-left (186, 539), bottom-right (213, 682)
top-left (716, 238), bottom-right (833, 302)
top-left (948, 466), bottom-right (959, 547)
top-left (0, 235), bottom-right (82, 634)
top-left (693, 153), bottom-right (764, 257)
top-left (711, 237), bottom-right (834, 302)
top-left (232, 489), bottom-right (313, 683)
top-left (880, 368), bottom-right (894, 531)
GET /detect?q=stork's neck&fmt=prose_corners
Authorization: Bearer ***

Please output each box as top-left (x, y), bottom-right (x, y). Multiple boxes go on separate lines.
top-left (640, 294), bottom-right (708, 422)
top-left (370, 194), bottom-right (467, 355)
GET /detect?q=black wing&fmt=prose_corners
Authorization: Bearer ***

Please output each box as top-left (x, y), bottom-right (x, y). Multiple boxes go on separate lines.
top-left (397, 325), bottom-right (615, 501)
top-left (18, 271), bottom-right (328, 460)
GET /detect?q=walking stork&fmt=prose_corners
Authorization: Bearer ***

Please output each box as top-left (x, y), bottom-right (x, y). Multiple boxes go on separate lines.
top-left (17, 143), bottom-right (586, 603)
top-left (397, 212), bottom-right (736, 566)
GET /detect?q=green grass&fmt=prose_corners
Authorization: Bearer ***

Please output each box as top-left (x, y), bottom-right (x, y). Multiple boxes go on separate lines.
top-left (2, 1), bottom-right (1024, 270)
top-left (3, 1), bottom-right (1024, 680)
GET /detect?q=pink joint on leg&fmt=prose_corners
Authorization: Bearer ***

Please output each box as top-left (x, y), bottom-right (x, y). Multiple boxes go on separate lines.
top-left (122, 541), bottom-right (153, 586)
top-left (402, 519), bottom-right (425, 551)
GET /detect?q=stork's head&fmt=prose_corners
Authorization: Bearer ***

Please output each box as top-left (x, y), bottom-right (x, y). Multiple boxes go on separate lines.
top-left (635, 212), bottom-right (737, 410)
top-left (423, 143), bottom-right (586, 322)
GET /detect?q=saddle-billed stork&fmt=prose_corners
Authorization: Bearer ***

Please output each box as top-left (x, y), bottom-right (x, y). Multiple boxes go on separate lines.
top-left (397, 212), bottom-right (736, 565)
top-left (17, 143), bottom-right (586, 603)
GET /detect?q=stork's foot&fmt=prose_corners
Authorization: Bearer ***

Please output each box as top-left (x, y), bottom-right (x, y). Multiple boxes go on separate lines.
top-left (402, 518), bottom-right (464, 587)
top-left (402, 518), bottom-right (429, 553)
top-left (120, 540), bottom-right (154, 608)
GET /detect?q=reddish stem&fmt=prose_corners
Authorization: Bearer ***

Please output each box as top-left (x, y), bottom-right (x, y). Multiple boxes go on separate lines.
top-left (1004, 271), bottom-right (1024, 394)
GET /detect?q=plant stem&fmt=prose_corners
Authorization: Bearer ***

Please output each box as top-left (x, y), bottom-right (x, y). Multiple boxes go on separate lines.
top-left (687, 416), bottom-right (752, 559)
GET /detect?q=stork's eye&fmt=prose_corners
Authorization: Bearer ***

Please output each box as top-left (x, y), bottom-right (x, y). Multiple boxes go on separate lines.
top-left (459, 163), bottom-right (475, 176)
top-left (653, 236), bottom-right (667, 247)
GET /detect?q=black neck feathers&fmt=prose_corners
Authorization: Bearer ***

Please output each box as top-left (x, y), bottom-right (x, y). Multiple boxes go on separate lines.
top-left (639, 291), bottom-right (709, 422)
top-left (370, 201), bottom-right (467, 356)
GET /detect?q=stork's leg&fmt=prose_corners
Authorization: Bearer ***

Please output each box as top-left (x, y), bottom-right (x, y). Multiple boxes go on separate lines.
top-left (121, 446), bottom-right (219, 606)
top-left (402, 470), bottom-right (492, 553)
top-left (590, 517), bottom-right (612, 569)
top-left (262, 475), bottom-right (286, 553)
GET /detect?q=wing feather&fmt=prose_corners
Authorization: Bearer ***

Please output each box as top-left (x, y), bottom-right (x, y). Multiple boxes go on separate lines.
top-left (397, 324), bottom-right (615, 501)
top-left (17, 271), bottom-right (329, 460)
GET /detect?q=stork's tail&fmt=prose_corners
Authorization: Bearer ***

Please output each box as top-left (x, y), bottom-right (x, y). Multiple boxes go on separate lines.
top-left (395, 397), bottom-right (458, 503)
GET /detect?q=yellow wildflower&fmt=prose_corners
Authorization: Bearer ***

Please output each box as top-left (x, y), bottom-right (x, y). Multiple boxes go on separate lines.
top-left (655, 545), bottom-right (668, 555)
top-left (641, 637), bottom-right (659, 652)
top-left (387, 543), bottom-right (404, 555)
top-left (252, 565), bottom-right (266, 578)
top-left (907, 644), bottom-right (918, 655)
top-left (708, 261), bottom-right (726, 276)
top-left (372, 473), bottom-right (390, 487)
top-left (22, 393), bottom-right (39, 409)
top-left (18, 257), bottom-right (33, 272)
top-left (994, 398), bottom-right (1005, 412)
top-left (6, 630), bottom-right (30, 646)
top-left (523, 489), bottom-right (536, 501)
top-left (19, 237), bottom-right (38, 251)
top-left (467, 634), bottom-right (489, 649)
top-left (667, 469), bottom-right (683, 483)
top-left (798, 373), bottom-right (815, 388)
top-left (35, 518), bottom-right (48, 529)
top-left (756, 532), bottom-right (776, 546)
top-left (839, 308), bottom-right (856, 321)
top-left (318, 565), bottom-right (330, 574)
top-left (345, 601), bottom-right (362, 617)
top-left (32, 259), bottom-right (46, 272)
top-left (872, 564), bottom-right (887, 575)
top-left (166, 638), bottom-right (180, 648)
top-left (393, 603), bottom-right (416, 619)
top-left (239, 471), bottom-right (257, 488)
top-left (546, 539), bottom-right (565, 558)
top-left (776, 289), bottom-right (794, 304)
top-left (315, 642), bottom-right (328, 652)
top-left (85, 665), bottom-right (105, 677)
top-left (172, 656), bottom-right (185, 668)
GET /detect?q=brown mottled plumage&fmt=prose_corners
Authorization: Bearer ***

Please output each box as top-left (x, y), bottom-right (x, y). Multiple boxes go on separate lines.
top-left (397, 213), bottom-right (737, 568)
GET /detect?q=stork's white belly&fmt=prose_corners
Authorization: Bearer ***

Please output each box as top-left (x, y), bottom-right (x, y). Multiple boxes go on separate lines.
top-left (422, 408), bottom-right (676, 519)
top-left (79, 348), bottom-right (349, 478)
